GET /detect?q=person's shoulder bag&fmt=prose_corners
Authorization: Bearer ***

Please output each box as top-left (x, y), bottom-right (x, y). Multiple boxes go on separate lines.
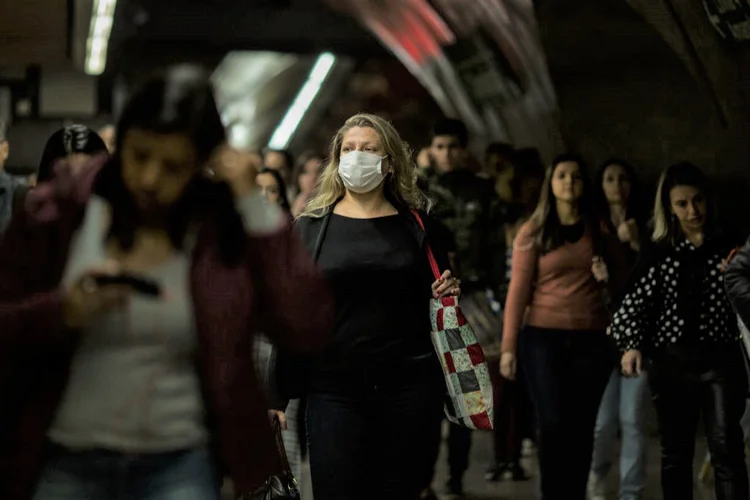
top-left (412, 210), bottom-right (495, 430)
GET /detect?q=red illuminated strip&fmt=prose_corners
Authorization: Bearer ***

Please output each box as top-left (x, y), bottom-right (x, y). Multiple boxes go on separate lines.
top-left (324, 0), bottom-right (455, 65)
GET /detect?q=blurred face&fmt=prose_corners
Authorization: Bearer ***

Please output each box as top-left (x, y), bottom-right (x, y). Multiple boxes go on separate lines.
top-left (120, 129), bottom-right (198, 213)
top-left (417, 147), bottom-right (431, 168)
top-left (264, 151), bottom-right (290, 180)
top-left (299, 157), bottom-right (322, 194)
top-left (249, 151), bottom-right (263, 169)
top-left (67, 153), bottom-right (95, 176)
top-left (99, 126), bottom-right (116, 153)
top-left (215, 147), bottom-right (259, 185)
top-left (486, 152), bottom-right (513, 177)
top-left (256, 172), bottom-right (281, 205)
top-left (669, 185), bottom-right (706, 233)
top-left (551, 161), bottom-right (584, 203)
top-left (602, 164), bottom-right (631, 205)
top-left (0, 140), bottom-right (8, 169)
top-left (430, 135), bottom-right (464, 173)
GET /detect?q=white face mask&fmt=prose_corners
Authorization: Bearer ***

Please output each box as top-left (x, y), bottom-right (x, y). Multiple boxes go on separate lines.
top-left (338, 151), bottom-right (387, 194)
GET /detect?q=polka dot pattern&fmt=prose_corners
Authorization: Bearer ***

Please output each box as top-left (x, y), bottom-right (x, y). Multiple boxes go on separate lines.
top-left (610, 239), bottom-right (740, 351)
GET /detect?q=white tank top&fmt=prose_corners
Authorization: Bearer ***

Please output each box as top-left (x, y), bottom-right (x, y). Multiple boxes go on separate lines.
top-left (48, 195), bottom-right (207, 453)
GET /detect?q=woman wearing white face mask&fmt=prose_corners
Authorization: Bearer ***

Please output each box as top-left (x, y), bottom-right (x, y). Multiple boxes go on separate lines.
top-left (294, 114), bottom-right (460, 500)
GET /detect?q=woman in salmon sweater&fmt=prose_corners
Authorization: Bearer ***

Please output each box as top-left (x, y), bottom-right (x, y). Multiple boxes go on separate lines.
top-left (500, 154), bottom-right (620, 499)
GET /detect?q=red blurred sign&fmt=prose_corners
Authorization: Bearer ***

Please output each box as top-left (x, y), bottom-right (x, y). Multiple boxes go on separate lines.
top-left (323, 0), bottom-right (559, 158)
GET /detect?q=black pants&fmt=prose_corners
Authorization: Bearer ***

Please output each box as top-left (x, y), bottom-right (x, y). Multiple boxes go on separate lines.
top-left (650, 342), bottom-right (749, 500)
top-left (420, 417), bottom-right (472, 492)
top-left (306, 356), bottom-right (444, 500)
top-left (519, 326), bottom-right (611, 500)
top-left (488, 359), bottom-right (532, 465)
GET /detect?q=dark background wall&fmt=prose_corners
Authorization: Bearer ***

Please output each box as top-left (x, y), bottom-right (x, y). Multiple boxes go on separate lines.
top-left (535, 0), bottom-right (750, 234)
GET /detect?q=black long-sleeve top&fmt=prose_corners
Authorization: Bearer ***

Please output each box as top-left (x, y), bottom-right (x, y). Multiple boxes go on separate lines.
top-left (610, 234), bottom-right (740, 352)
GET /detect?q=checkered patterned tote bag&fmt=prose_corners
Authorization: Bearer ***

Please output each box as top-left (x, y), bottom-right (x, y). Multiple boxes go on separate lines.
top-left (412, 211), bottom-right (495, 430)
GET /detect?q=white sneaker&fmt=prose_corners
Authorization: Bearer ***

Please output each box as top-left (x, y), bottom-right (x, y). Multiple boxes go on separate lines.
top-left (587, 471), bottom-right (606, 500)
top-left (521, 438), bottom-right (536, 456)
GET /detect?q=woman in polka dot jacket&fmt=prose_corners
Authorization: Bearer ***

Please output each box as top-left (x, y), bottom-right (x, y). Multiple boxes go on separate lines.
top-left (610, 162), bottom-right (748, 500)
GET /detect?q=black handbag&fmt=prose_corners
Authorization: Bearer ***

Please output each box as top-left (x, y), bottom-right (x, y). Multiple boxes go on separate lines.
top-left (246, 417), bottom-right (301, 500)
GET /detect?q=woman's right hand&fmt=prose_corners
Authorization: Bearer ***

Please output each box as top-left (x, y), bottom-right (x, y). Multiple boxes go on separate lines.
top-left (62, 267), bottom-right (131, 330)
top-left (621, 349), bottom-right (643, 377)
top-left (500, 351), bottom-right (517, 380)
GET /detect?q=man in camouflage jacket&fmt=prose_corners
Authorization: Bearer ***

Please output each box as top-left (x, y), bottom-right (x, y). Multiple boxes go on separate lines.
top-left (419, 118), bottom-right (506, 499)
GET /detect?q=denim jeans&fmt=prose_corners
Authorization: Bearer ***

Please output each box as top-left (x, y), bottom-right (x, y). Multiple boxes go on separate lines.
top-left (33, 445), bottom-right (220, 500)
top-left (307, 355), bottom-right (444, 500)
top-left (519, 326), bottom-right (611, 500)
top-left (590, 368), bottom-right (649, 500)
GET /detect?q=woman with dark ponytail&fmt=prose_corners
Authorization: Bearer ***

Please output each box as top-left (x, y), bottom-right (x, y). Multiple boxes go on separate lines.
top-left (36, 125), bottom-right (109, 184)
top-left (0, 64), bottom-right (333, 500)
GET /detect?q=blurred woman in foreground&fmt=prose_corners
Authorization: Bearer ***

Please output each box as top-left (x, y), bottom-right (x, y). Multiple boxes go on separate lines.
top-left (0, 64), bottom-right (332, 500)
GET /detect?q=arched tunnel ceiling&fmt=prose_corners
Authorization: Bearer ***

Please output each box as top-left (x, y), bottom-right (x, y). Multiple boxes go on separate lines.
top-left (4, 0), bottom-right (750, 176)
top-left (106, 0), bottom-right (451, 154)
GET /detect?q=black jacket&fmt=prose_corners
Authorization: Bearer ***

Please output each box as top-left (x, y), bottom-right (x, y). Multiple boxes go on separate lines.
top-left (274, 207), bottom-right (453, 401)
top-left (295, 206), bottom-right (453, 276)
top-left (418, 168), bottom-right (504, 293)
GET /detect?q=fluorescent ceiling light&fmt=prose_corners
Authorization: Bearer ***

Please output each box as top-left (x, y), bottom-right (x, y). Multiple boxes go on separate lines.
top-left (85, 0), bottom-right (118, 75)
top-left (268, 52), bottom-right (336, 150)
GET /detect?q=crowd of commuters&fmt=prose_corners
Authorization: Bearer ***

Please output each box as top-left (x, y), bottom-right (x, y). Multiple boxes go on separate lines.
top-left (0, 63), bottom-right (750, 500)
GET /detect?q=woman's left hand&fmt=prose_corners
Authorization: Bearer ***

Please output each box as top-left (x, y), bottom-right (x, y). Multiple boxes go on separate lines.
top-left (432, 270), bottom-right (461, 299)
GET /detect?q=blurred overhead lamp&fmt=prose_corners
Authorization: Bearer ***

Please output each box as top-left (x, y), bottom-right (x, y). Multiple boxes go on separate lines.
top-left (85, 0), bottom-right (118, 75)
top-left (268, 52), bottom-right (336, 150)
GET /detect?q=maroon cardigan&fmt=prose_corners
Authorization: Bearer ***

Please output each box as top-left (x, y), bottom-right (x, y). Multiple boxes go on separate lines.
top-left (0, 158), bottom-right (333, 499)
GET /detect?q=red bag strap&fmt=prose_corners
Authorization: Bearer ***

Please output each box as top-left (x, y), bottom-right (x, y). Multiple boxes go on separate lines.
top-left (722, 246), bottom-right (740, 273)
top-left (411, 209), bottom-right (441, 280)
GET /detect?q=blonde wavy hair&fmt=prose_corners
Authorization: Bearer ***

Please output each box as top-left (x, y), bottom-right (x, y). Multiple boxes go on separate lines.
top-left (301, 113), bottom-right (428, 217)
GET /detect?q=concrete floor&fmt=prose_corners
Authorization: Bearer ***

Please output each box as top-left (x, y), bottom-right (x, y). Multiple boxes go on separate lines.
top-left (230, 424), bottom-right (733, 500)
top-left (430, 428), bottom-right (723, 500)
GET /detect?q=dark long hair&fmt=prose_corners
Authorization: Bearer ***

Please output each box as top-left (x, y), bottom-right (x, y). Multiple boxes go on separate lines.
top-left (257, 167), bottom-right (291, 214)
top-left (528, 153), bottom-right (597, 253)
top-left (93, 64), bottom-right (244, 266)
top-left (652, 161), bottom-right (716, 246)
top-left (38, 125), bottom-right (108, 183)
top-left (594, 159), bottom-right (648, 232)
